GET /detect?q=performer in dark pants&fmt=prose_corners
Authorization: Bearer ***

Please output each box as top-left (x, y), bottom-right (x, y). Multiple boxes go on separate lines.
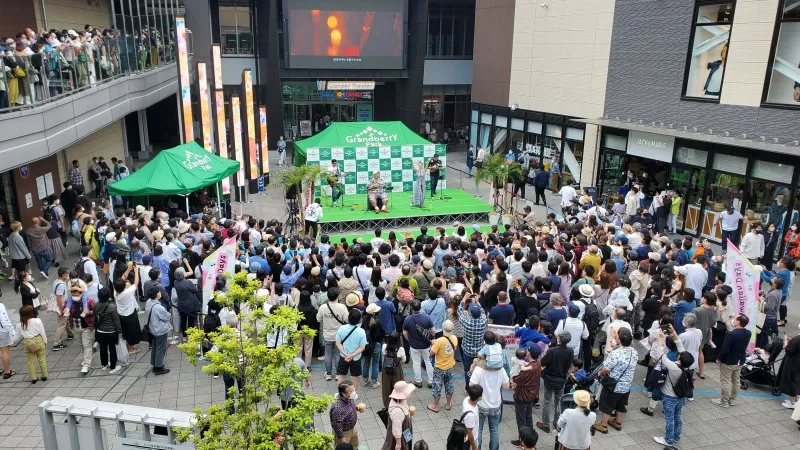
top-left (534, 165), bottom-right (549, 207)
top-left (428, 154), bottom-right (442, 197)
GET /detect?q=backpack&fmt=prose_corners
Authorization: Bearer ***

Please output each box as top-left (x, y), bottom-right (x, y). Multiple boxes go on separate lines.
top-left (484, 344), bottom-right (504, 369)
top-left (446, 411), bottom-right (475, 448)
top-left (74, 257), bottom-right (89, 280)
top-left (383, 348), bottom-right (399, 376)
top-left (579, 299), bottom-right (601, 334)
top-left (396, 286), bottom-right (414, 303)
top-left (203, 311), bottom-right (222, 334)
top-left (43, 206), bottom-right (55, 222)
top-left (671, 366), bottom-right (693, 399)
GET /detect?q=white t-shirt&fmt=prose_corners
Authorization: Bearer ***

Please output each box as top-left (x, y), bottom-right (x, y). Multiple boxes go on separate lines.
top-left (679, 328), bottom-right (703, 370)
top-left (469, 366), bottom-right (509, 409)
top-left (461, 397), bottom-right (479, 441)
top-left (719, 210), bottom-right (742, 231)
top-left (115, 285), bottom-right (138, 316)
top-left (382, 343), bottom-right (407, 362)
top-left (559, 186), bottom-right (577, 207)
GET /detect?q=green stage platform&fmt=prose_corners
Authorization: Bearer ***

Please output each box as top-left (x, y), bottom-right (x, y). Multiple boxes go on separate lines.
top-left (316, 189), bottom-right (492, 234)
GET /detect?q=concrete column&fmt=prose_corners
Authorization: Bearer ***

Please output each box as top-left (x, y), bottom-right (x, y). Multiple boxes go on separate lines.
top-left (580, 124), bottom-right (601, 189)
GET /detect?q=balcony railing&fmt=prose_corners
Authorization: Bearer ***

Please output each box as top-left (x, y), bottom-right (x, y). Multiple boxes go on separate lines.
top-left (0, 33), bottom-right (190, 113)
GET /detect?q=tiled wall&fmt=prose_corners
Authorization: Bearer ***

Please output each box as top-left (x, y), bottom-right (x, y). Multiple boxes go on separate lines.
top-left (56, 120), bottom-right (125, 195)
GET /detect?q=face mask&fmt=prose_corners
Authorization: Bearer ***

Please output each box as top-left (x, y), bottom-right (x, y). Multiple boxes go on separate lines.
top-left (755, 229), bottom-right (762, 234)
top-left (349, 391), bottom-right (358, 401)
top-left (793, 226), bottom-right (797, 231)
top-left (8, 44), bottom-right (16, 50)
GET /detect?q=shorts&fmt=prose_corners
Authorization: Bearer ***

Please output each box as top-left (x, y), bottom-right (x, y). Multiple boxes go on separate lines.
top-left (599, 389), bottom-right (630, 415)
top-left (337, 357), bottom-right (363, 377)
top-left (432, 367), bottom-right (455, 398)
top-left (11, 258), bottom-right (28, 272)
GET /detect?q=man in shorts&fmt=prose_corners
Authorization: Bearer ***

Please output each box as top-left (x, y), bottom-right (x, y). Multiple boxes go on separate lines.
top-left (335, 309), bottom-right (368, 385)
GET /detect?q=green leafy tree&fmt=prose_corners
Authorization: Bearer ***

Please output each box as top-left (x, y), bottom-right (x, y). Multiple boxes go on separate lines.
top-left (474, 152), bottom-right (523, 212)
top-left (282, 165), bottom-right (323, 222)
top-left (174, 272), bottom-right (334, 450)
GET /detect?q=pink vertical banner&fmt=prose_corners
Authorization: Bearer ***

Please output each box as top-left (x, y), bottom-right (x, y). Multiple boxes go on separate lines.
top-left (725, 239), bottom-right (760, 351)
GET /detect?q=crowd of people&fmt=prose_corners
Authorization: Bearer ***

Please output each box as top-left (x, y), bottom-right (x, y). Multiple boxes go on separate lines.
top-left (0, 174), bottom-right (799, 449)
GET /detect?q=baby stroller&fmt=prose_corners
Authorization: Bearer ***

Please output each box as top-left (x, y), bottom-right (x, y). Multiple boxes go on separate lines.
top-left (740, 335), bottom-right (784, 396)
top-left (558, 363), bottom-right (602, 416)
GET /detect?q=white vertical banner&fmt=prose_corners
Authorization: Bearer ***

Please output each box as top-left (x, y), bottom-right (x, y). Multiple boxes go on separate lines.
top-left (725, 240), bottom-right (760, 352)
top-left (201, 237), bottom-right (238, 313)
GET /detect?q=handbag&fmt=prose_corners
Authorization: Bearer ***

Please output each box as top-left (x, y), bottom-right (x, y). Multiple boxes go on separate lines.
top-left (24, 337), bottom-right (43, 353)
top-left (599, 348), bottom-right (635, 391)
top-left (377, 407), bottom-right (389, 427)
top-left (142, 306), bottom-right (155, 343)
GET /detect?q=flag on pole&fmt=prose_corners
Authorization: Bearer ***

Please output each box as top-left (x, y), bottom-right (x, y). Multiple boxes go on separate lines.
top-left (724, 239), bottom-right (760, 351)
top-left (201, 237), bottom-right (237, 313)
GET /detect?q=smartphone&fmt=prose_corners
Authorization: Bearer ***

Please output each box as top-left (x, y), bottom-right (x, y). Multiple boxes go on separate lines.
top-left (661, 324), bottom-right (671, 334)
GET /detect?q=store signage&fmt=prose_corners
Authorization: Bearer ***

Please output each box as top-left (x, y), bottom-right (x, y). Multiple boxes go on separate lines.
top-left (19, 165), bottom-right (30, 178)
top-left (345, 126), bottom-right (398, 144)
top-left (325, 81), bottom-right (376, 90)
top-left (318, 91), bottom-right (372, 100)
top-left (627, 130), bottom-right (675, 163)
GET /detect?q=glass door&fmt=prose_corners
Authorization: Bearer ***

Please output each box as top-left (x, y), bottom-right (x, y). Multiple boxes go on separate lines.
top-left (598, 151), bottom-right (626, 205)
top-left (669, 166), bottom-right (706, 234)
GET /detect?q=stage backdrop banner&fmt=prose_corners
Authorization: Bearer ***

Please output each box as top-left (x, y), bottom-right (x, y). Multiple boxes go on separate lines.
top-left (725, 239), bottom-right (760, 351)
top-left (295, 122), bottom-right (446, 196)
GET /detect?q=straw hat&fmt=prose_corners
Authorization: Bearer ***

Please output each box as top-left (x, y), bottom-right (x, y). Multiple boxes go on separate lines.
top-left (573, 390), bottom-right (591, 408)
top-left (152, 230), bottom-right (164, 241)
top-left (388, 381), bottom-right (416, 400)
top-left (345, 291), bottom-right (362, 307)
top-left (578, 284), bottom-right (595, 298)
top-left (366, 303), bottom-right (381, 314)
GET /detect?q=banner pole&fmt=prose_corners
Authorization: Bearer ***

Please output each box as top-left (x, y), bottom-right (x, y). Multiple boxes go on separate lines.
top-left (216, 181), bottom-right (223, 219)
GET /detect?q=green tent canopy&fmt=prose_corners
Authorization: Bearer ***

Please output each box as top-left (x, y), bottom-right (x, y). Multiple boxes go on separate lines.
top-left (108, 142), bottom-right (240, 196)
top-left (293, 121), bottom-right (431, 165)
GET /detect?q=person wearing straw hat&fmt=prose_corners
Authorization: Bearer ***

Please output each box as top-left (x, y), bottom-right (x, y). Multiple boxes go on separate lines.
top-left (381, 381), bottom-right (416, 450)
top-left (555, 390), bottom-right (596, 450)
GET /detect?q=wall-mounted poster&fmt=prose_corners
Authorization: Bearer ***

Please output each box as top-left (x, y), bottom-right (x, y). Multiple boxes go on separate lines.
top-left (300, 120), bottom-right (313, 136)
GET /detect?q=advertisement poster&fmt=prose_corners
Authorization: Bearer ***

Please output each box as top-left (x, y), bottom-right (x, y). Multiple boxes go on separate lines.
top-left (356, 104), bottom-right (373, 121)
top-left (725, 240), bottom-right (760, 351)
top-left (212, 45), bottom-right (223, 89)
top-left (176, 16), bottom-right (193, 142)
top-left (197, 63), bottom-right (213, 151)
top-left (243, 70), bottom-right (258, 180)
top-left (201, 237), bottom-right (237, 313)
top-left (300, 120), bottom-right (312, 137)
top-left (231, 96), bottom-right (245, 187)
top-left (259, 106), bottom-right (269, 174)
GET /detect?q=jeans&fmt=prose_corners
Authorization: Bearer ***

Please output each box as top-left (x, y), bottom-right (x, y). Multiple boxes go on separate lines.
top-left (33, 248), bottom-right (53, 275)
top-left (324, 340), bottom-right (340, 374)
top-left (151, 333), bottom-right (168, 369)
top-left (477, 406), bottom-right (501, 450)
top-left (410, 346), bottom-right (434, 383)
top-left (662, 395), bottom-right (688, 445)
top-left (514, 400), bottom-right (535, 440)
top-left (721, 229), bottom-right (738, 251)
top-left (541, 382), bottom-right (564, 428)
top-left (95, 331), bottom-right (118, 369)
top-left (719, 363), bottom-right (742, 404)
top-left (332, 185), bottom-right (342, 203)
top-left (462, 353), bottom-right (476, 384)
top-left (361, 344), bottom-right (382, 382)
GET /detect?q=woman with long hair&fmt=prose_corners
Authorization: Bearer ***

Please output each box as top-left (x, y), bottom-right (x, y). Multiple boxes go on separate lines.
top-left (387, 231), bottom-right (398, 250)
top-left (762, 222), bottom-right (780, 271)
top-left (15, 270), bottom-right (41, 318)
top-left (446, 295), bottom-right (465, 361)
top-left (381, 331), bottom-right (406, 408)
top-left (557, 261), bottom-right (572, 300)
top-left (296, 290), bottom-right (318, 369)
top-left (13, 305), bottom-right (48, 383)
top-left (113, 265), bottom-right (142, 355)
top-left (368, 267), bottom-right (387, 304)
top-left (94, 287), bottom-right (122, 373)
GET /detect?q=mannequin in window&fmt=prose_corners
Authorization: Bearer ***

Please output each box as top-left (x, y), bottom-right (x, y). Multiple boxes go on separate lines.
top-left (703, 42), bottom-right (728, 97)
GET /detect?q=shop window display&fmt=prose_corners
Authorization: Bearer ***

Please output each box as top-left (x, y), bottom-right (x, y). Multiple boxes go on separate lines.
top-left (683, 2), bottom-right (735, 99)
top-left (598, 152), bottom-right (626, 203)
top-left (764, 1), bottom-right (800, 106)
top-left (670, 167), bottom-right (706, 234)
top-left (746, 180), bottom-right (791, 232)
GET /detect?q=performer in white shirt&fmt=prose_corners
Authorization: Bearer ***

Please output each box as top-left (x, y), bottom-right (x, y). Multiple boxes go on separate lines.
top-left (304, 198), bottom-right (323, 238)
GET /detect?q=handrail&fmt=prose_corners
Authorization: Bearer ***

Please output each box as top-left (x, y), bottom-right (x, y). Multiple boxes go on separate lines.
top-left (0, 32), bottom-right (189, 114)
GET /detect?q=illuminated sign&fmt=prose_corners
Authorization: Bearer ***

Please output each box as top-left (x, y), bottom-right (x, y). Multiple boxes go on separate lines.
top-left (197, 63), bottom-right (212, 152)
top-left (212, 45), bottom-right (223, 90)
top-left (231, 96), bottom-right (245, 186)
top-left (176, 16), bottom-right (193, 142)
top-left (324, 81), bottom-right (375, 90)
top-left (259, 106), bottom-right (269, 174)
top-left (243, 70), bottom-right (258, 180)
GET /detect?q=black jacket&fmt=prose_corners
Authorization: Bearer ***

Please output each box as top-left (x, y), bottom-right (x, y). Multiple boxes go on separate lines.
top-left (717, 328), bottom-right (751, 365)
top-left (94, 301), bottom-right (122, 334)
top-left (174, 279), bottom-right (201, 316)
top-left (541, 343), bottom-right (574, 387)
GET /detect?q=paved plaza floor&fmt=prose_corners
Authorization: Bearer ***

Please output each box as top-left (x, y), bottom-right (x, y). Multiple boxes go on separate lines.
top-left (1, 149), bottom-right (799, 449)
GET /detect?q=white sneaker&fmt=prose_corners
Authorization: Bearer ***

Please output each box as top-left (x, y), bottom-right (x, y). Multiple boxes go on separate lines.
top-left (109, 366), bottom-right (122, 374)
top-left (40, 271), bottom-right (49, 280)
top-left (316, 356), bottom-right (325, 361)
top-left (325, 373), bottom-right (332, 381)
top-left (371, 381), bottom-right (381, 389)
top-left (100, 365), bottom-right (109, 371)
top-left (170, 337), bottom-right (182, 344)
top-left (653, 437), bottom-right (669, 446)
top-left (782, 400), bottom-right (796, 409)
top-left (80, 366), bottom-right (89, 374)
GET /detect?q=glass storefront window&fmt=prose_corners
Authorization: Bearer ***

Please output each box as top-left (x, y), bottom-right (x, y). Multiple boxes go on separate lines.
top-left (603, 134), bottom-right (627, 151)
top-left (525, 133), bottom-right (542, 167)
top-left (707, 172), bottom-right (747, 212)
top-left (426, 3), bottom-right (475, 58)
top-left (752, 160), bottom-right (794, 184)
top-left (562, 140), bottom-right (584, 186)
top-left (670, 167), bottom-right (706, 233)
top-left (745, 180), bottom-right (791, 229)
top-left (599, 152), bottom-right (626, 203)
top-left (712, 153), bottom-right (747, 175)
top-left (479, 124), bottom-right (491, 151)
top-left (510, 129), bottom-right (525, 156)
top-left (683, 2), bottom-right (734, 100)
top-left (219, 1), bottom-right (253, 55)
top-left (494, 127), bottom-right (509, 155)
top-left (764, 1), bottom-right (800, 106)
top-left (675, 146), bottom-right (708, 167)
top-left (543, 137), bottom-right (560, 164)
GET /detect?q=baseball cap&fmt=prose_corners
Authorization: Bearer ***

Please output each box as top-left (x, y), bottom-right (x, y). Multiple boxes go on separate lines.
top-left (468, 303), bottom-right (482, 318)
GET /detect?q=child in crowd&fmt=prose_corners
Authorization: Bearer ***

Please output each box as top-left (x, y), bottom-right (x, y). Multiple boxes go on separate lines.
top-left (510, 347), bottom-right (528, 377)
top-left (475, 331), bottom-right (504, 370)
top-left (569, 358), bottom-right (586, 385)
top-left (514, 315), bottom-right (551, 348)
top-left (603, 275), bottom-right (633, 318)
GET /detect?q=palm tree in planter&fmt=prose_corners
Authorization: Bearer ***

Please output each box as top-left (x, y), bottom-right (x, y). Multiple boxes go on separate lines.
top-left (282, 165), bottom-right (323, 224)
top-left (474, 152), bottom-right (523, 226)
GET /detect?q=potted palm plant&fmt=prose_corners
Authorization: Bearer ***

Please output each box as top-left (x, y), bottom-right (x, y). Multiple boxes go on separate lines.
top-left (282, 164), bottom-right (323, 222)
top-left (475, 152), bottom-right (523, 226)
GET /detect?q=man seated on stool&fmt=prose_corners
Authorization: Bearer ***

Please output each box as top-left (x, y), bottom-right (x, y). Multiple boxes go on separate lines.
top-left (367, 172), bottom-right (389, 214)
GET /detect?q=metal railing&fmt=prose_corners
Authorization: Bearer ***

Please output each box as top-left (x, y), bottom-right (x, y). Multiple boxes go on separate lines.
top-left (0, 32), bottom-right (189, 113)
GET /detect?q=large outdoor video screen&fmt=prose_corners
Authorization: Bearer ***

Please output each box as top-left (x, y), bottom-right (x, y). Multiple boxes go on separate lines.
top-left (285, 0), bottom-right (406, 70)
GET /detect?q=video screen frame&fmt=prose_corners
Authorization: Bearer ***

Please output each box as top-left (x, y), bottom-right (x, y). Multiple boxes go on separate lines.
top-left (282, 0), bottom-right (408, 70)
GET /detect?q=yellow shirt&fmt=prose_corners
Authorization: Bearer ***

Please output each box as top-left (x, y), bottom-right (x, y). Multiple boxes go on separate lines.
top-left (431, 335), bottom-right (458, 370)
top-left (671, 196), bottom-right (682, 215)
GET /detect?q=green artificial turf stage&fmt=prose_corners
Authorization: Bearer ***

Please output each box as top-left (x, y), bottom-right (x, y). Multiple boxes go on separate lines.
top-left (318, 188), bottom-right (492, 223)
